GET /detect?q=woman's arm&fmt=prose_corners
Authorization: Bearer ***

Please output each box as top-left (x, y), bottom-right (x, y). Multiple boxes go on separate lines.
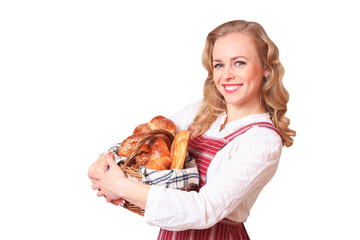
top-left (89, 130), bottom-right (281, 230)
top-left (144, 129), bottom-right (282, 231)
top-left (89, 152), bottom-right (151, 209)
top-left (88, 100), bottom-right (200, 206)
top-left (88, 101), bottom-right (201, 206)
top-left (169, 100), bottom-right (202, 132)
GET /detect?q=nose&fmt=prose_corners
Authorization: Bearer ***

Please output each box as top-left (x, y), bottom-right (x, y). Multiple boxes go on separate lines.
top-left (223, 66), bottom-right (235, 81)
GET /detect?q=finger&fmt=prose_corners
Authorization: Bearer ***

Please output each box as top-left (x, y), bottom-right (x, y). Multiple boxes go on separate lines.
top-left (105, 152), bottom-right (117, 168)
top-left (89, 178), bottom-right (95, 184)
top-left (88, 171), bottom-right (102, 180)
top-left (106, 151), bottom-right (114, 159)
top-left (106, 151), bottom-right (115, 160)
top-left (97, 190), bottom-right (105, 197)
top-left (90, 178), bottom-right (99, 184)
top-left (92, 183), bottom-right (100, 190)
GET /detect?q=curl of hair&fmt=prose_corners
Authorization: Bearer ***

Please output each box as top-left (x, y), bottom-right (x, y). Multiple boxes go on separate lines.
top-left (191, 20), bottom-right (296, 147)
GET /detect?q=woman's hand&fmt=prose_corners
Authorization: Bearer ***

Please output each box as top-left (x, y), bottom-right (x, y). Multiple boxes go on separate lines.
top-left (88, 153), bottom-right (108, 184)
top-left (89, 152), bottom-right (127, 202)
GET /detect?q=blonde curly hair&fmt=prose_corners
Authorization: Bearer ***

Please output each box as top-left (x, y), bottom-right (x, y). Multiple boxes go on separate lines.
top-left (191, 20), bottom-right (296, 147)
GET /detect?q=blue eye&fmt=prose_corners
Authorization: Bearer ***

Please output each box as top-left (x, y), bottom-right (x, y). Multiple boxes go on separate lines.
top-left (214, 64), bottom-right (223, 68)
top-left (235, 61), bottom-right (245, 66)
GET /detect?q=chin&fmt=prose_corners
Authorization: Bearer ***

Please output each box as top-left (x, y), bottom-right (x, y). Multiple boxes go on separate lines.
top-left (223, 97), bottom-right (244, 106)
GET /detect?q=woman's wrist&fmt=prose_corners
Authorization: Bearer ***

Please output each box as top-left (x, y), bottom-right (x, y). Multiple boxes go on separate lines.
top-left (117, 177), bottom-right (131, 198)
top-left (119, 177), bottom-right (151, 210)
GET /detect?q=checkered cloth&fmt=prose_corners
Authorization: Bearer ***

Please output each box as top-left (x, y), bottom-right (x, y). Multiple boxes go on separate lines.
top-left (106, 143), bottom-right (200, 189)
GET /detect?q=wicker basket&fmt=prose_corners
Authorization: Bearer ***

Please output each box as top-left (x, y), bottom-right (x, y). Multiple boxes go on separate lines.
top-left (117, 129), bottom-right (198, 216)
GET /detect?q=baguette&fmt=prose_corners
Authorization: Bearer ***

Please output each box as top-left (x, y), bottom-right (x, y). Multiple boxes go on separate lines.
top-left (170, 130), bottom-right (190, 169)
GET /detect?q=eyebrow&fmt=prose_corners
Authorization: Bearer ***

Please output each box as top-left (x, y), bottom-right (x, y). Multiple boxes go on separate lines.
top-left (213, 56), bottom-right (248, 62)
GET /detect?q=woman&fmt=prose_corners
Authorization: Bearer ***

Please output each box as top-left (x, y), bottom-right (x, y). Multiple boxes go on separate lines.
top-left (89, 20), bottom-right (295, 239)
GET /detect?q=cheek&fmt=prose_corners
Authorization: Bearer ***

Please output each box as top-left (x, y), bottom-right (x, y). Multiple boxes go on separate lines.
top-left (213, 71), bottom-right (220, 81)
top-left (238, 65), bottom-right (262, 83)
top-left (212, 74), bottom-right (223, 93)
top-left (212, 71), bottom-right (221, 86)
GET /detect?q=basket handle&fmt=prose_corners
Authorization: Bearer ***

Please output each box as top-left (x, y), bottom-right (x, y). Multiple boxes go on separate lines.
top-left (122, 129), bottom-right (174, 170)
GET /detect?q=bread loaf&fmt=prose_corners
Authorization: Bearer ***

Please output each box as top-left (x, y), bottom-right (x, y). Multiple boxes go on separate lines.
top-left (118, 133), bottom-right (149, 157)
top-left (148, 116), bottom-right (176, 135)
top-left (134, 152), bottom-right (150, 166)
top-left (133, 115), bottom-right (176, 135)
top-left (118, 116), bottom-right (189, 171)
top-left (133, 123), bottom-right (151, 134)
top-left (170, 130), bottom-right (190, 169)
top-left (145, 156), bottom-right (172, 171)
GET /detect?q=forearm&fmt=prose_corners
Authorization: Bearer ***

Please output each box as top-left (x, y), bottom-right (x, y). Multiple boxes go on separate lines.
top-left (144, 140), bottom-right (281, 230)
top-left (144, 182), bottom-right (225, 231)
top-left (119, 178), bottom-right (151, 210)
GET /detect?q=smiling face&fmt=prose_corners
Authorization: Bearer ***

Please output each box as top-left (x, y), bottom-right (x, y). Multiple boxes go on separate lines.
top-left (212, 32), bottom-right (268, 118)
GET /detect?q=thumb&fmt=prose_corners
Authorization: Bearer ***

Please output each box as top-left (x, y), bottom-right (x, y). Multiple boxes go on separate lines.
top-left (105, 152), bottom-right (117, 168)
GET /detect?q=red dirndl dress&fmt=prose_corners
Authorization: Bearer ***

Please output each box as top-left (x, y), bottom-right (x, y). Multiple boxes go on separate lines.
top-left (157, 122), bottom-right (280, 240)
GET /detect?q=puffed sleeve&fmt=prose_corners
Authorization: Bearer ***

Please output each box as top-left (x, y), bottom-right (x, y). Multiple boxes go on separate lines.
top-left (144, 127), bottom-right (282, 231)
top-left (169, 100), bottom-right (202, 132)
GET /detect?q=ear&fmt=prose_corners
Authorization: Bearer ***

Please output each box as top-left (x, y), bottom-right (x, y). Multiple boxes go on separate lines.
top-left (263, 68), bottom-right (270, 78)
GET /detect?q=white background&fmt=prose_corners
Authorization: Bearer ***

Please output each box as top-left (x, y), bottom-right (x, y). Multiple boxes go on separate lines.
top-left (1, 0), bottom-right (359, 239)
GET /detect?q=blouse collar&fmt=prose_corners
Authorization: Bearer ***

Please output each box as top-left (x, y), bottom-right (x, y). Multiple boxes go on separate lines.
top-left (210, 112), bottom-right (272, 135)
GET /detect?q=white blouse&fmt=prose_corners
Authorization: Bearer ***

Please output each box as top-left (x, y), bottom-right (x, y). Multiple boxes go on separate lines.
top-left (144, 100), bottom-right (283, 231)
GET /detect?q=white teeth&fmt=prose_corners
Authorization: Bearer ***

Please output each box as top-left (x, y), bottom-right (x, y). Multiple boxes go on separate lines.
top-left (224, 85), bottom-right (240, 90)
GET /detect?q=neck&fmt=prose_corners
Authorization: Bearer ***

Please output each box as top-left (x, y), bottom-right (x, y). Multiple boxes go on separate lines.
top-left (226, 101), bottom-right (266, 123)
